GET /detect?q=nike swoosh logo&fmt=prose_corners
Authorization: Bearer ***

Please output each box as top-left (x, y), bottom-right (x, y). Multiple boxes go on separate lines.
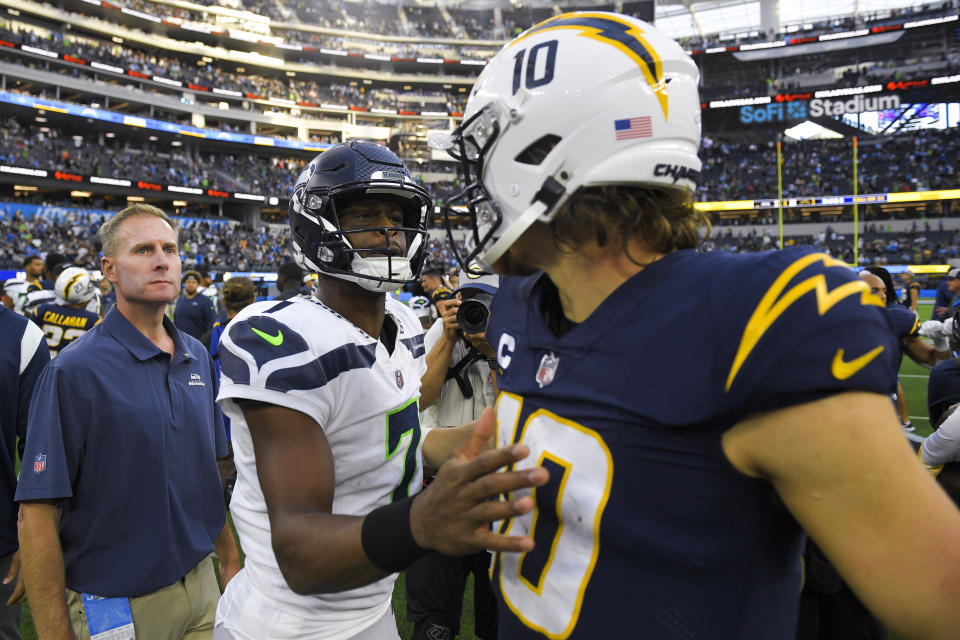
top-left (831, 345), bottom-right (884, 380)
top-left (252, 327), bottom-right (283, 346)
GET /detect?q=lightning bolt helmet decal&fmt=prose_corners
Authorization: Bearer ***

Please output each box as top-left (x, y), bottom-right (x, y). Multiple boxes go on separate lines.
top-left (513, 12), bottom-right (669, 120)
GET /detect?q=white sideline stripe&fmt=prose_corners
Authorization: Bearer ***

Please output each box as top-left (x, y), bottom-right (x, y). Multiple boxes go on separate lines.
top-left (908, 415), bottom-right (930, 421)
top-left (899, 374), bottom-right (929, 378)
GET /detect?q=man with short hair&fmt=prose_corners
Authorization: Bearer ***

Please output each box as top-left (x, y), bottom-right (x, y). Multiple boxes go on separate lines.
top-left (22, 256), bottom-right (43, 292)
top-left (438, 12), bottom-right (960, 638)
top-left (17, 203), bottom-right (239, 639)
top-left (900, 269), bottom-right (920, 314)
top-left (21, 254), bottom-right (67, 318)
top-left (419, 268), bottom-right (447, 297)
top-left (175, 270), bottom-right (217, 340)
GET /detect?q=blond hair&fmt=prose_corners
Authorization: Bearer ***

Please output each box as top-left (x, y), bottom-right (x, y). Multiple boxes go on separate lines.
top-left (549, 186), bottom-right (709, 263)
top-left (99, 204), bottom-right (178, 257)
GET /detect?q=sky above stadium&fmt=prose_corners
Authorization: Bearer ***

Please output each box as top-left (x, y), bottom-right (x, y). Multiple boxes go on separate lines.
top-left (654, 0), bottom-right (943, 39)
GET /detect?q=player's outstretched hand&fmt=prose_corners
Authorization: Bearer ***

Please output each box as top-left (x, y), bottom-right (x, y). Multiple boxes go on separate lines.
top-left (410, 408), bottom-right (548, 556)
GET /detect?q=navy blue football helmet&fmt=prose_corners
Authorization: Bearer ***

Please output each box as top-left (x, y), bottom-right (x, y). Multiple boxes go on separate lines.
top-left (289, 141), bottom-right (431, 292)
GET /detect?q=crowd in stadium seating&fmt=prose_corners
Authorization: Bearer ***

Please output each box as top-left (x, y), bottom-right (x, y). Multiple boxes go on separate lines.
top-left (0, 200), bottom-right (475, 273)
top-left (676, 1), bottom-right (956, 51)
top-left (0, 205), bottom-right (295, 272)
top-left (702, 226), bottom-right (960, 269)
top-left (700, 128), bottom-right (960, 201)
top-left (0, 120), bottom-right (471, 210)
top-left (0, 25), bottom-right (469, 115)
top-left (5, 199), bottom-right (960, 276)
top-left (4, 116), bottom-right (959, 208)
top-left (115, 0), bottom-right (957, 52)
top-left (0, 120), bottom-right (300, 196)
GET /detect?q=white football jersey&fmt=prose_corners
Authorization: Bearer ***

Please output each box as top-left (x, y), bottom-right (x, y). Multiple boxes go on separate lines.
top-left (200, 285), bottom-right (219, 313)
top-left (215, 295), bottom-right (426, 639)
top-left (2, 279), bottom-right (29, 315)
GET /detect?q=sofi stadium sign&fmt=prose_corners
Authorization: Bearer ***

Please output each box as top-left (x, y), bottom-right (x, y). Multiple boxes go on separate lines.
top-left (739, 95), bottom-right (901, 123)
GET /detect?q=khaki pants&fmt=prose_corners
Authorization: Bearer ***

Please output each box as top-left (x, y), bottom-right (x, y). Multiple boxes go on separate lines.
top-left (67, 555), bottom-right (219, 640)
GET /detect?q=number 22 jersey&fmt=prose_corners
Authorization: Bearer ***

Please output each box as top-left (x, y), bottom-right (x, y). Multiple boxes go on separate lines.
top-left (486, 248), bottom-right (898, 640)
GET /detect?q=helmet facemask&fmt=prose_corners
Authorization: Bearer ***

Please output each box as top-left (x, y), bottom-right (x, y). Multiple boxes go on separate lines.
top-left (441, 102), bottom-right (508, 273)
top-left (291, 179), bottom-right (430, 293)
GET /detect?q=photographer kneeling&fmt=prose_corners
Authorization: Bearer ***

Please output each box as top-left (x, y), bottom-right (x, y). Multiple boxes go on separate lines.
top-left (406, 268), bottom-right (500, 640)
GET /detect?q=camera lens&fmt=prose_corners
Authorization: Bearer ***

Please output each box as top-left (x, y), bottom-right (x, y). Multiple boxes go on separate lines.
top-left (457, 299), bottom-right (490, 334)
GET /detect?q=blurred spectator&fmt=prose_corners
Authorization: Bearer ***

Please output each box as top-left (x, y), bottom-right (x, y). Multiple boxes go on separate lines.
top-left (174, 270), bottom-right (216, 339)
top-left (273, 260), bottom-right (303, 300)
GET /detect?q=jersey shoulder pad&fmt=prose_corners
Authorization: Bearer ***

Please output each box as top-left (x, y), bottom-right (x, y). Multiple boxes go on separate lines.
top-left (886, 304), bottom-right (919, 337)
top-left (721, 248), bottom-right (896, 403)
top-left (219, 298), bottom-right (376, 392)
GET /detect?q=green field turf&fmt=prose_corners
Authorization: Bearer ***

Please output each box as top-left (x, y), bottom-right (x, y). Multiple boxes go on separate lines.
top-left (14, 301), bottom-right (944, 638)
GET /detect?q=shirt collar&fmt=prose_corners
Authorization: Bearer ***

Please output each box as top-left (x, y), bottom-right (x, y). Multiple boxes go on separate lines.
top-left (102, 308), bottom-right (196, 363)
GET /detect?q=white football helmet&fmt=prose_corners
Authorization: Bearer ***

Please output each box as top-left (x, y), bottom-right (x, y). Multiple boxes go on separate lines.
top-left (407, 295), bottom-right (432, 318)
top-left (438, 11), bottom-right (702, 270)
top-left (55, 267), bottom-right (97, 305)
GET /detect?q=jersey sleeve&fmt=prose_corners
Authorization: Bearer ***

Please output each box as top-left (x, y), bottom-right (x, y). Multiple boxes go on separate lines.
top-left (718, 251), bottom-right (899, 418)
top-left (887, 305), bottom-right (919, 339)
top-left (15, 364), bottom-right (83, 503)
top-left (423, 317), bottom-right (444, 353)
top-left (217, 311), bottom-right (372, 430)
top-left (17, 322), bottom-right (50, 460)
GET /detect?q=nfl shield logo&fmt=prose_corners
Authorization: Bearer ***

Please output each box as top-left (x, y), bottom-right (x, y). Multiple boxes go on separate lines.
top-left (536, 352), bottom-right (559, 388)
top-left (33, 454), bottom-right (46, 474)
top-left (395, 370), bottom-right (405, 389)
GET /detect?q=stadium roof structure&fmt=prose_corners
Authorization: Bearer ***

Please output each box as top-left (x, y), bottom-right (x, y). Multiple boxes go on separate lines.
top-left (653, 0), bottom-right (955, 40)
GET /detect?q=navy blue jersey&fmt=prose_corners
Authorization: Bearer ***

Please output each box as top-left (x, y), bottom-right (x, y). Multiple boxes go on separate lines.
top-left (886, 303), bottom-right (918, 377)
top-left (31, 303), bottom-right (100, 357)
top-left (927, 359), bottom-right (960, 427)
top-left (486, 248), bottom-right (898, 640)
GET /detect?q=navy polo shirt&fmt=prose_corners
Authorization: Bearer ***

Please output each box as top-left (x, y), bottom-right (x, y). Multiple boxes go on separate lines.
top-left (174, 293), bottom-right (216, 340)
top-left (0, 307), bottom-right (49, 558)
top-left (16, 308), bottom-right (228, 597)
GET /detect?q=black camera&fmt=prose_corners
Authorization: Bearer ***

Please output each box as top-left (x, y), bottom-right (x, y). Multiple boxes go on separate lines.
top-left (457, 292), bottom-right (494, 334)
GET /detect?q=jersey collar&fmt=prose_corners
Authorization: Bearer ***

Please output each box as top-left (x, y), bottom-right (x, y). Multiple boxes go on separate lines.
top-left (102, 308), bottom-right (196, 363)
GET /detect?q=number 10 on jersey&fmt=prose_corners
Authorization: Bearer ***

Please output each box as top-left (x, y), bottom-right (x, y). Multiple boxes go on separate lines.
top-left (493, 392), bottom-right (613, 639)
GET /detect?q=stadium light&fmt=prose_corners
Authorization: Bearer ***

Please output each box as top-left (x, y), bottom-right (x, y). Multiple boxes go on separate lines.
top-left (13, 185), bottom-right (37, 191)
top-left (70, 191), bottom-right (92, 198)
top-left (126, 196), bottom-right (145, 202)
